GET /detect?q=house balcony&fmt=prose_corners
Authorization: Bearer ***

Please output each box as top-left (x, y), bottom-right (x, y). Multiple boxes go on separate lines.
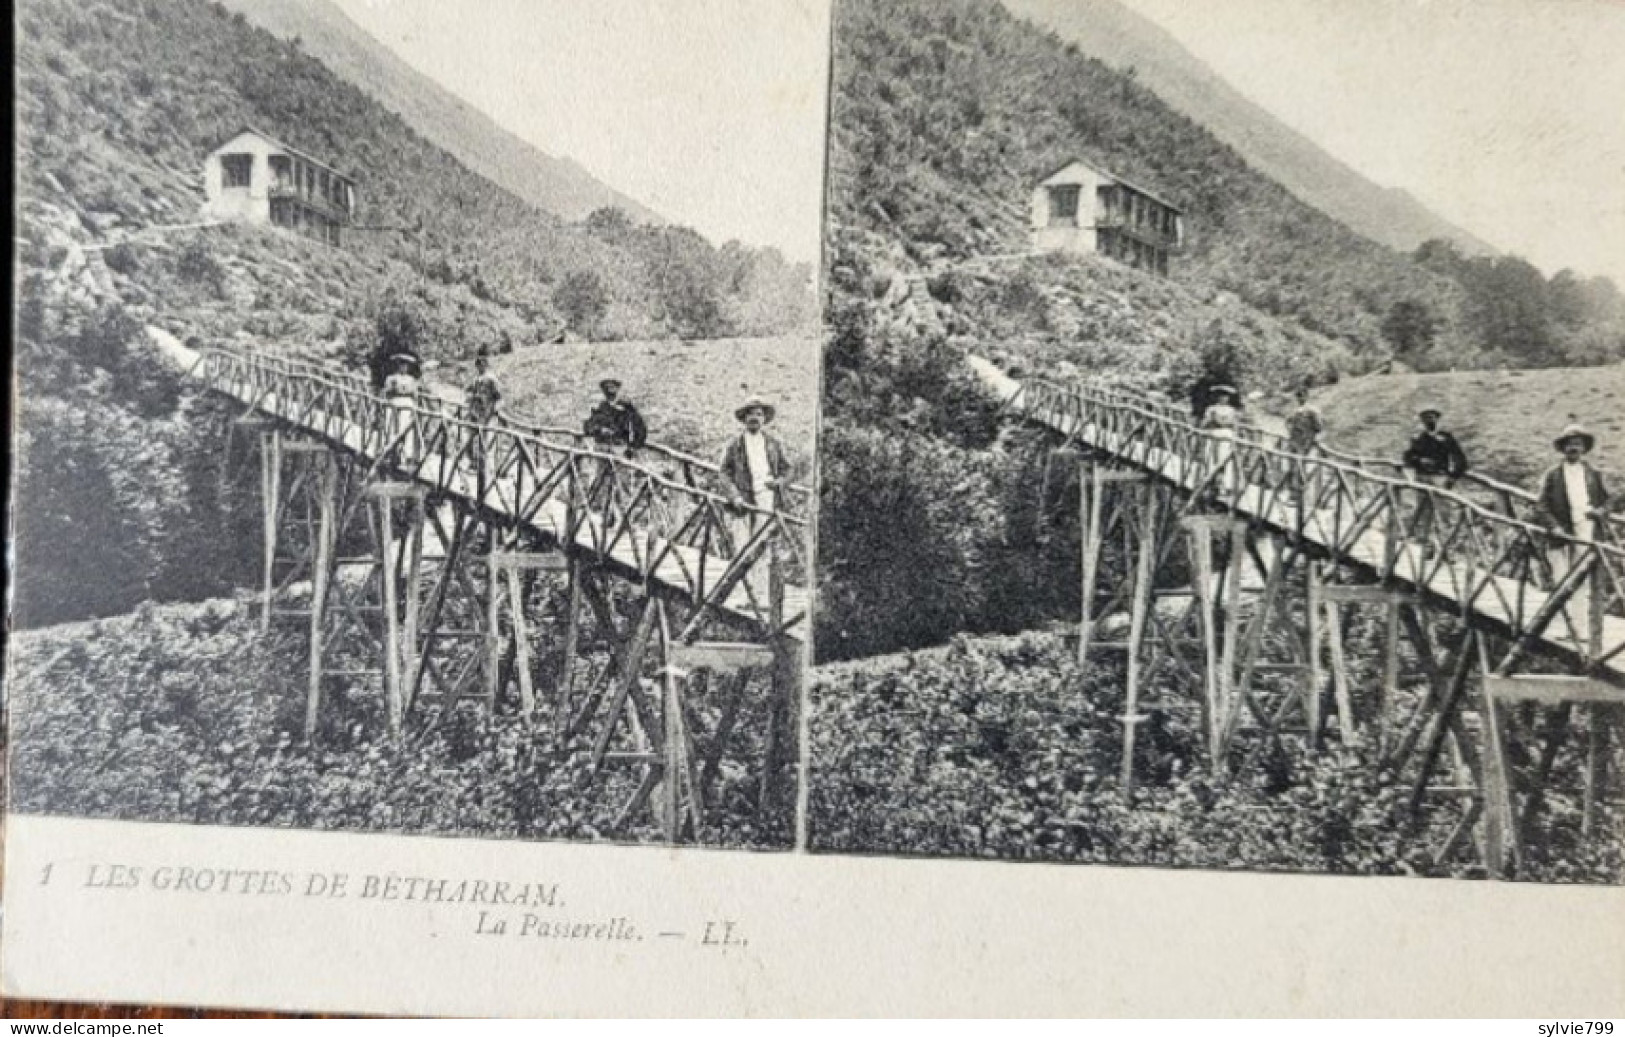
top-left (269, 184), bottom-right (353, 223)
top-left (1095, 212), bottom-right (1181, 250)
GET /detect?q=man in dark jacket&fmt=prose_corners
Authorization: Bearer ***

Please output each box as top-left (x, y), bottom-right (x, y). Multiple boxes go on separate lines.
top-left (1402, 407), bottom-right (1469, 549)
top-left (583, 378), bottom-right (647, 456)
top-left (1402, 407), bottom-right (1470, 487)
top-left (464, 353), bottom-right (502, 424)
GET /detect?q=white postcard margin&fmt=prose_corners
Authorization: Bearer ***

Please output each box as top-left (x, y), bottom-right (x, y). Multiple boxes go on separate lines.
top-left (4, 813), bottom-right (1622, 1017)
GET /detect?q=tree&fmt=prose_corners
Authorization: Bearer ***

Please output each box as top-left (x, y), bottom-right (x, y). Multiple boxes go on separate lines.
top-left (553, 270), bottom-right (610, 339)
top-left (584, 206), bottom-right (633, 239)
top-left (1380, 299), bottom-right (1438, 358)
top-left (365, 292), bottom-right (428, 389)
top-left (1464, 256), bottom-right (1555, 366)
top-left (646, 227), bottom-right (728, 339)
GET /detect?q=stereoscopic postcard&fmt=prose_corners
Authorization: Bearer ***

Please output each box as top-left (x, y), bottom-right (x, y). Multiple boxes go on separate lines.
top-left (6, 0), bottom-right (1624, 1018)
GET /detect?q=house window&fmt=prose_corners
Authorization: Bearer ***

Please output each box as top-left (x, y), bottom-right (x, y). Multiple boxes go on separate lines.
top-left (1049, 185), bottom-right (1081, 224)
top-left (268, 155), bottom-right (290, 189)
top-left (221, 153), bottom-right (253, 189)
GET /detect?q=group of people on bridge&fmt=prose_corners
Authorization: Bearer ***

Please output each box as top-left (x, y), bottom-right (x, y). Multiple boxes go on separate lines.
top-left (369, 347), bottom-right (793, 517)
top-left (1186, 375), bottom-right (1620, 552)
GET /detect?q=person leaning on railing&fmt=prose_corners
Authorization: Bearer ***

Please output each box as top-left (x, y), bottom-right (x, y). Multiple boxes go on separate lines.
top-left (718, 394), bottom-right (792, 602)
top-left (1402, 406), bottom-right (1469, 549)
top-left (1533, 424), bottom-right (1622, 639)
top-left (583, 378), bottom-right (648, 459)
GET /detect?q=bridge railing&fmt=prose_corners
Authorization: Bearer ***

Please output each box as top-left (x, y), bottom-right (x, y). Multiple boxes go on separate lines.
top-left (482, 410), bottom-right (815, 516)
top-left (1015, 377), bottom-right (1625, 667)
top-left (230, 351), bottom-right (814, 515)
top-left (1039, 376), bottom-right (1623, 529)
top-left (198, 349), bottom-right (810, 632)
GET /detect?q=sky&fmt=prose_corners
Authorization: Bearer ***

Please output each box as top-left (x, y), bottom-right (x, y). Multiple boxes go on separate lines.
top-left (327, 0), bottom-right (832, 265)
top-left (1112, 0), bottom-right (1625, 286)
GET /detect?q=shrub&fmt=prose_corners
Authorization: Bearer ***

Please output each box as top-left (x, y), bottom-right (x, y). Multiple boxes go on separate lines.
top-left (808, 631), bottom-right (1623, 882)
top-left (175, 238), bottom-right (226, 297)
top-left (103, 241), bottom-right (140, 275)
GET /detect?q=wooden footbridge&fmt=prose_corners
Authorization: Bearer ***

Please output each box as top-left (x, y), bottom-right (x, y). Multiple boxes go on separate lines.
top-left (162, 335), bottom-right (809, 844)
top-left (977, 356), bottom-right (1624, 876)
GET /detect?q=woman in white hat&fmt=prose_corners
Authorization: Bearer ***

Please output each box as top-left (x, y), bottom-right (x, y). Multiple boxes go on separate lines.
top-left (382, 353), bottom-right (422, 455)
top-left (1201, 384), bottom-right (1242, 500)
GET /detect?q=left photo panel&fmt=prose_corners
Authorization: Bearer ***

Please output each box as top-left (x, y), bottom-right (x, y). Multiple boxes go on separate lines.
top-left (9, 0), bottom-right (828, 852)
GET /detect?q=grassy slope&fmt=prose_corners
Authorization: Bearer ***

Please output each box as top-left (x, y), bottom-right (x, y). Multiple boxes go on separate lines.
top-left (1316, 364), bottom-right (1625, 487)
top-left (448, 338), bottom-right (821, 475)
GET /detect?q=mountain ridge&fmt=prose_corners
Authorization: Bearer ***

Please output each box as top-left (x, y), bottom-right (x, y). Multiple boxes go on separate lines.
top-left (1001, 0), bottom-right (1497, 257)
top-left (215, 0), bottom-right (664, 225)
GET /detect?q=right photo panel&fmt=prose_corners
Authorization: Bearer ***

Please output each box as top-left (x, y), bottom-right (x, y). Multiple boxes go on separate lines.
top-left (808, 0), bottom-right (1625, 882)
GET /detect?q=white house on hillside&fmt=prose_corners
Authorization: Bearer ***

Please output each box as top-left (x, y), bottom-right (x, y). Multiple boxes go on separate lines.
top-left (201, 127), bottom-right (357, 247)
top-left (1030, 159), bottom-right (1183, 276)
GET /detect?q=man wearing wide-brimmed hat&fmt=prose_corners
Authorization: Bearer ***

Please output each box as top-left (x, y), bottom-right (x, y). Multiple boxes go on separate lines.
top-left (719, 395), bottom-right (790, 513)
top-left (1537, 424), bottom-right (1611, 540)
top-left (1536, 424), bottom-right (1617, 647)
top-left (719, 395), bottom-right (793, 601)
top-left (583, 377), bottom-right (647, 457)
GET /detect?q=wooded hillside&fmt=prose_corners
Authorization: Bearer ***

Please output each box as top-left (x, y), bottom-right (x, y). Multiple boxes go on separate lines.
top-left (12, 0), bottom-right (814, 628)
top-left (814, 0), bottom-right (1625, 662)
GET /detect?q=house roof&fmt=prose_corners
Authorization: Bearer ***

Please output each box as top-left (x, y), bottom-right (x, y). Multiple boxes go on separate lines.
top-left (209, 125), bottom-right (357, 185)
top-left (1038, 158), bottom-right (1181, 214)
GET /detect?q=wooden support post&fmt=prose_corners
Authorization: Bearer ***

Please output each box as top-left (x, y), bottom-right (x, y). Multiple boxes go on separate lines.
top-left (656, 604), bottom-right (681, 842)
top-left (1587, 560), bottom-right (1604, 660)
top-left (1480, 675), bottom-right (1513, 878)
top-left (1187, 523), bottom-right (1222, 765)
top-left (260, 430), bottom-right (281, 633)
top-left (377, 492), bottom-right (403, 740)
top-left (1219, 522), bottom-right (1245, 737)
top-left (485, 553), bottom-right (501, 708)
top-left (1581, 711), bottom-right (1608, 838)
top-left (402, 492), bottom-right (424, 715)
top-left (506, 564), bottom-right (536, 717)
top-left (305, 452), bottom-right (336, 740)
top-left (1078, 463), bottom-right (1105, 665)
top-left (1120, 487), bottom-right (1157, 795)
top-left (760, 551), bottom-right (791, 811)
top-left (1305, 562), bottom-right (1323, 750)
top-left (1324, 597), bottom-right (1355, 744)
top-left (556, 555), bottom-right (583, 737)
top-left (1379, 595), bottom-right (1402, 759)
